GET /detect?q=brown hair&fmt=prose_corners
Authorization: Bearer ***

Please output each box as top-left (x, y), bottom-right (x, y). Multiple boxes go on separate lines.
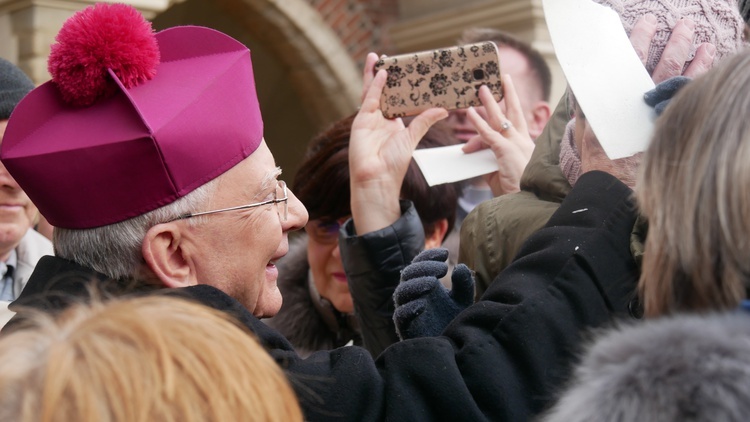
top-left (0, 296), bottom-right (303, 422)
top-left (637, 51), bottom-right (750, 317)
top-left (293, 113), bottom-right (461, 239)
top-left (459, 27), bottom-right (552, 102)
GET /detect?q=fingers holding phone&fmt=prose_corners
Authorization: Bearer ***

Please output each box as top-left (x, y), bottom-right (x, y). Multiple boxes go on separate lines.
top-left (462, 75), bottom-right (533, 154)
top-left (350, 59), bottom-right (448, 234)
top-left (462, 75), bottom-right (535, 196)
top-left (374, 42), bottom-right (503, 119)
top-left (480, 74), bottom-right (529, 140)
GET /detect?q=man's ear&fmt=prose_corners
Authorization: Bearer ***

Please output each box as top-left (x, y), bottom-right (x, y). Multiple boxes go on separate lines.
top-left (527, 101), bottom-right (552, 139)
top-left (424, 218), bottom-right (450, 250)
top-left (142, 223), bottom-right (196, 288)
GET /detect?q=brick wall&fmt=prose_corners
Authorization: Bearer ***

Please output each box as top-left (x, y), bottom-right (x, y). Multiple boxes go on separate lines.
top-left (306, 0), bottom-right (399, 66)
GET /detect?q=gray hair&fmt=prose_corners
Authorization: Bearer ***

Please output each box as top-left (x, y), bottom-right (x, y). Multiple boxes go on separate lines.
top-left (54, 178), bottom-right (218, 280)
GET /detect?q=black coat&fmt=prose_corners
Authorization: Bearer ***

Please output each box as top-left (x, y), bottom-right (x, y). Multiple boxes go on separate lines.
top-left (340, 200), bottom-right (426, 356)
top-left (7, 171), bottom-right (640, 421)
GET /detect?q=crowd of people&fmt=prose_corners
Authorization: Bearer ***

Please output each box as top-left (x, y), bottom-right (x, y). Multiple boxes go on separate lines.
top-left (0, 0), bottom-right (749, 420)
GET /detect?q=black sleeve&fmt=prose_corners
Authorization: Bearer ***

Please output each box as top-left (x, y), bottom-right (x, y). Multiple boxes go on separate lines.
top-left (376, 171), bottom-right (640, 421)
top-left (339, 200), bottom-right (425, 356)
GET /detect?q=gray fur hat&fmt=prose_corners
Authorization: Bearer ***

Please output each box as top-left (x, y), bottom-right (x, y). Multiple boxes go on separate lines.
top-left (0, 58), bottom-right (34, 120)
top-left (542, 313), bottom-right (750, 422)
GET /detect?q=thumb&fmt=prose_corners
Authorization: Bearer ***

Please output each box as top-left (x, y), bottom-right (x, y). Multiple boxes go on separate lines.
top-left (449, 264), bottom-right (475, 307)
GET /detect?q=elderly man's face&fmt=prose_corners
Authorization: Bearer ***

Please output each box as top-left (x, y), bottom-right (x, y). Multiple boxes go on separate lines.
top-left (180, 140), bottom-right (308, 317)
top-left (0, 120), bottom-right (38, 260)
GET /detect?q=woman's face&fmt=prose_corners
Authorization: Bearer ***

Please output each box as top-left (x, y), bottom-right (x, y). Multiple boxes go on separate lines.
top-left (306, 218), bottom-right (353, 313)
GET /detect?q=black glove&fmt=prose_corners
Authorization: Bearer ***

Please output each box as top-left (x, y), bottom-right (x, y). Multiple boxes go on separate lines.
top-left (643, 76), bottom-right (691, 115)
top-left (393, 248), bottom-right (475, 340)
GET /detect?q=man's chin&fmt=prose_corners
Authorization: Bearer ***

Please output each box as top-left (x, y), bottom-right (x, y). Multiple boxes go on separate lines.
top-left (0, 224), bottom-right (28, 246)
top-left (254, 292), bottom-right (283, 319)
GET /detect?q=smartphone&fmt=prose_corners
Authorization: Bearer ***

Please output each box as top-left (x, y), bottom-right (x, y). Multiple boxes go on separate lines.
top-left (374, 42), bottom-right (503, 119)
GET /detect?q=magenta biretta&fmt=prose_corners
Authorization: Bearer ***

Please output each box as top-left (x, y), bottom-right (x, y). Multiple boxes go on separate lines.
top-left (1, 3), bottom-right (263, 229)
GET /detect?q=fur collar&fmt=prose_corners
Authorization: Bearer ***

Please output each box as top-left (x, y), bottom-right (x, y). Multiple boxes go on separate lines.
top-left (543, 312), bottom-right (750, 421)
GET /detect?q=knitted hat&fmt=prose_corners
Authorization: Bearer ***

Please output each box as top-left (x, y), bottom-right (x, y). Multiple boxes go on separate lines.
top-left (0, 58), bottom-right (35, 120)
top-left (1, 4), bottom-right (263, 229)
top-left (593, 0), bottom-right (745, 73)
top-left (560, 0), bottom-right (746, 186)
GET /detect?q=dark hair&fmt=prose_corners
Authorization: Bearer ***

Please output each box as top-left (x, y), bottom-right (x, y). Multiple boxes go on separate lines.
top-left (459, 28), bottom-right (552, 102)
top-left (293, 114), bottom-right (461, 240)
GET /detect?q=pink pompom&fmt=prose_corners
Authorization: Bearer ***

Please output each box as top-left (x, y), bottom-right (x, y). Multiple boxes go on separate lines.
top-left (48, 3), bottom-right (160, 107)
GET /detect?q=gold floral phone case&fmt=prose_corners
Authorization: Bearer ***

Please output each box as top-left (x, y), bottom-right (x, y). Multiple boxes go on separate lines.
top-left (375, 42), bottom-right (503, 119)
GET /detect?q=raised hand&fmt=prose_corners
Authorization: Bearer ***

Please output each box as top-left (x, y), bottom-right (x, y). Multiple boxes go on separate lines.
top-left (349, 53), bottom-right (448, 235)
top-left (629, 14), bottom-right (716, 83)
top-left (461, 75), bottom-right (535, 196)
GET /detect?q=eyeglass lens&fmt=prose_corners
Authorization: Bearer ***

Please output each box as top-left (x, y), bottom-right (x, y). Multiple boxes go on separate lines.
top-left (306, 218), bottom-right (346, 245)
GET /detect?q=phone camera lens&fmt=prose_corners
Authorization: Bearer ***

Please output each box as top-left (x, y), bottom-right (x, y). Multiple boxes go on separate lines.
top-left (473, 68), bottom-right (486, 80)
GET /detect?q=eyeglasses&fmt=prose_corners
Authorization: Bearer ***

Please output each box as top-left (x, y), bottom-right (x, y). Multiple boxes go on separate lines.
top-left (305, 217), bottom-right (348, 245)
top-left (168, 180), bottom-right (288, 222)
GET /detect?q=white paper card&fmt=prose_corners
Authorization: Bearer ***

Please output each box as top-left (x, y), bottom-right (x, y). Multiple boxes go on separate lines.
top-left (413, 144), bottom-right (497, 186)
top-left (543, 0), bottom-right (655, 159)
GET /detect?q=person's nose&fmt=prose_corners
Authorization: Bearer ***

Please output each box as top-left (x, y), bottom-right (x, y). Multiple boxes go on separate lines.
top-left (283, 188), bottom-right (308, 232)
top-left (450, 109), bottom-right (468, 123)
top-left (331, 241), bottom-right (342, 259)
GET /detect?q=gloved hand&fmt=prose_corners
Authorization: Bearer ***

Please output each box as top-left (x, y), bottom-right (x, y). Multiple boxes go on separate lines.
top-left (393, 248), bottom-right (475, 340)
top-left (643, 76), bottom-right (691, 115)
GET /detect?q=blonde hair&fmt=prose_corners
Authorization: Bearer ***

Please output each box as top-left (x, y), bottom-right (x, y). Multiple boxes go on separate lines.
top-left (637, 50), bottom-right (750, 317)
top-left (0, 296), bottom-right (303, 422)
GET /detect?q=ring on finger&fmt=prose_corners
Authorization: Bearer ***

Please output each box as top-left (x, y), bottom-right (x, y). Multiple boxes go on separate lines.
top-left (500, 121), bottom-right (512, 132)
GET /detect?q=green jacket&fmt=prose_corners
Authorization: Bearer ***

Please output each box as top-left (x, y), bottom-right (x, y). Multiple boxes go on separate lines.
top-left (460, 95), bottom-right (646, 300)
top-left (459, 96), bottom-right (571, 300)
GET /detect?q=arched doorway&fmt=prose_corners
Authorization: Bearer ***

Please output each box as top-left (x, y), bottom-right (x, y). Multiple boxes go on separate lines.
top-left (152, 0), bottom-right (361, 180)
